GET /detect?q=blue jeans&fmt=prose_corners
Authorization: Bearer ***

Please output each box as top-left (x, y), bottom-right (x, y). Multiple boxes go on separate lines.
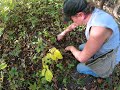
top-left (77, 63), bottom-right (99, 77)
top-left (77, 44), bottom-right (99, 77)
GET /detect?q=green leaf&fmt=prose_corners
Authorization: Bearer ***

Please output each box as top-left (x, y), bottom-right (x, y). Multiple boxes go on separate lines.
top-left (0, 71), bottom-right (4, 82)
top-left (9, 44), bottom-right (21, 57)
top-left (35, 46), bottom-right (41, 53)
top-left (9, 67), bottom-right (18, 77)
top-left (56, 63), bottom-right (63, 70)
top-left (118, 85), bottom-right (120, 90)
top-left (45, 69), bottom-right (53, 82)
top-left (0, 28), bottom-right (4, 37)
top-left (50, 37), bottom-right (56, 43)
top-left (62, 77), bottom-right (67, 86)
top-left (0, 63), bottom-right (7, 70)
top-left (29, 82), bottom-right (37, 90)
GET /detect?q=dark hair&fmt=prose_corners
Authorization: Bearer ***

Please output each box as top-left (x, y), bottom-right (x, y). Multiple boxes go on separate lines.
top-left (63, 0), bottom-right (95, 17)
top-left (82, 2), bottom-right (95, 14)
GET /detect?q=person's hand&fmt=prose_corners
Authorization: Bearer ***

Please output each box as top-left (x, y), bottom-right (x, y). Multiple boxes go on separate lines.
top-left (65, 46), bottom-right (74, 51)
top-left (57, 32), bottom-right (65, 41)
top-left (70, 23), bottom-right (78, 30)
top-left (57, 23), bottom-right (78, 41)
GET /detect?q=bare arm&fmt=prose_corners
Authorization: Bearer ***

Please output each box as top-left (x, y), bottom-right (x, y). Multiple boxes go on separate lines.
top-left (65, 26), bottom-right (112, 63)
top-left (57, 23), bottom-right (78, 41)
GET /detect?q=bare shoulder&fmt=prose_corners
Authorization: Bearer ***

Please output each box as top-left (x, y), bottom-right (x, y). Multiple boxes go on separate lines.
top-left (90, 26), bottom-right (113, 39)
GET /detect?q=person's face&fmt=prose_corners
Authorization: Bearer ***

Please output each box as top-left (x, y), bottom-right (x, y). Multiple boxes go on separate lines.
top-left (71, 12), bottom-right (85, 25)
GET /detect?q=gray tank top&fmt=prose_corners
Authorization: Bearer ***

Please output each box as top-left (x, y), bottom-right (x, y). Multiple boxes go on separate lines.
top-left (85, 8), bottom-right (120, 64)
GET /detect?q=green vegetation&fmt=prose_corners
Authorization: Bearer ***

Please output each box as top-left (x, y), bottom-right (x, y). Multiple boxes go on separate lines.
top-left (0, 0), bottom-right (78, 89)
top-left (0, 0), bottom-right (120, 90)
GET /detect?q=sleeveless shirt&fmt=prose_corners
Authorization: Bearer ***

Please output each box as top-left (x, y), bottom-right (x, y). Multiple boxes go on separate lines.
top-left (85, 8), bottom-right (120, 64)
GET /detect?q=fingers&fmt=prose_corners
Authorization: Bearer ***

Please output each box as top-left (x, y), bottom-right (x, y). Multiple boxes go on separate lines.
top-left (71, 23), bottom-right (78, 29)
top-left (57, 34), bottom-right (64, 41)
top-left (65, 47), bottom-right (68, 51)
top-left (65, 46), bottom-right (73, 51)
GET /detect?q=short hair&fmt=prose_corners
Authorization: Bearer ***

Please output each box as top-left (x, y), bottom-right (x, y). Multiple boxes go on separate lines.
top-left (63, 0), bottom-right (95, 17)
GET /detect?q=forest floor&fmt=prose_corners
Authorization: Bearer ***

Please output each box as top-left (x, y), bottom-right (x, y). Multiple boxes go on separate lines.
top-left (1, 1), bottom-right (120, 90)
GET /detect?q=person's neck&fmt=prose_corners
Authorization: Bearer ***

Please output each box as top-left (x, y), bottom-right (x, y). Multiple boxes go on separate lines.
top-left (84, 13), bottom-right (92, 25)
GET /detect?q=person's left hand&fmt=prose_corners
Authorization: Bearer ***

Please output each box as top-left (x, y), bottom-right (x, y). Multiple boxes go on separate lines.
top-left (65, 46), bottom-right (74, 51)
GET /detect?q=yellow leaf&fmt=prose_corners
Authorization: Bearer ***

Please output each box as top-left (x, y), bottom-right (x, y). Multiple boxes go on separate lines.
top-left (0, 78), bottom-right (3, 82)
top-left (54, 49), bottom-right (63, 59)
top-left (46, 53), bottom-right (57, 60)
top-left (49, 47), bottom-right (56, 54)
top-left (46, 53), bottom-right (52, 59)
top-left (0, 63), bottom-right (7, 70)
top-left (43, 65), bottom-right (48, 69)
top-left (45, 69), bottom-right (53, 82)
top-left (51, 54), bottom-right (57, 60)
top-left (42, 57), bottom-right (46, 65)
top-left (41, 69), bottom-right (46, 76)
top-left (49, 47), bottom-right (63, 61)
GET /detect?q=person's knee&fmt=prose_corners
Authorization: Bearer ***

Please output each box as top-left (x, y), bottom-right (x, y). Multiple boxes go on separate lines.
top-left (79, 45), bottom-right (82, 51)
top-left (77, 63), bottom-right (99, 77)
top-left (77, 63), bottom-right (86, 72)
top-left (79, 43), bottom-right (85, 51)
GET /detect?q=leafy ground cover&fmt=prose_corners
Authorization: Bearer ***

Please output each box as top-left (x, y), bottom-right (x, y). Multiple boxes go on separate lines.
top-left (0, 0), bottom-right (120, 90)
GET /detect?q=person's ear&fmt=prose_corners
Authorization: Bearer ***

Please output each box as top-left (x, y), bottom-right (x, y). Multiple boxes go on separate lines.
top-left (77, 12), bottom-right (85, 20)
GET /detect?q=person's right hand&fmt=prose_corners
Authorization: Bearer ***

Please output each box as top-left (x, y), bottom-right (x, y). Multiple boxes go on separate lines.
top-left (57, 32), bottom-right (65, 41)
top-left (57, 23), bottom-right (78, 41)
